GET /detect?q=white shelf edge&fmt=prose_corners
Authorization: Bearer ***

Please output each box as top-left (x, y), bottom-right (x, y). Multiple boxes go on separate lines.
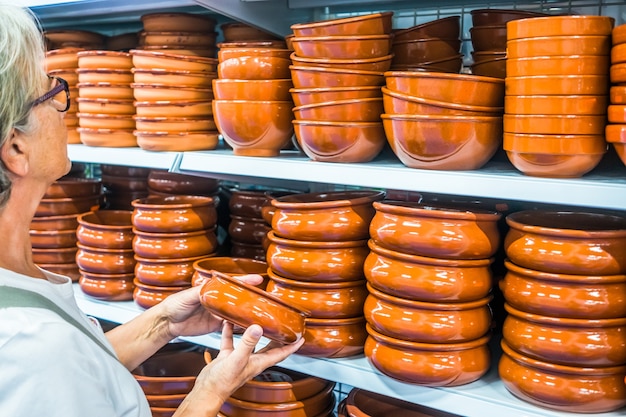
top-left (73, 285), bottom-right (625, 417)
top-left (67, 144), bottom-right (179, 171)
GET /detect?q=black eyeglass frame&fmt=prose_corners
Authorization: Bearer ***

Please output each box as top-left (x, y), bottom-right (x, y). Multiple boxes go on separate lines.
top-left (30, 75), bottom-right (70, 112)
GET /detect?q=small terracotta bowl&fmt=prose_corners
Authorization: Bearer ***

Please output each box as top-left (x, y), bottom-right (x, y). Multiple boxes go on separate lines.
top-left (228, 188), bottom-right (273, 219)
top-left (36, 194), bottom-right (102, 216)
top-left (31, 213), bottom-right (80, 231)
top-left (393, 16), bottom-right (461, 41)
top-left (503, 133), bottom-right (608, 157)
top-left (290, 11), bottom-right (393, 36)
top-left (101, 164), bottom-right (151, 178)
top-left (292, 97), bottom-right (384, 122)
top-left (141, 45), bottom-right (217, 58)
top-left (40, 262), bottom-right (80, 282)
top-left (77, 82), bottom-right (135, 100)
top-left (391, 55), bottom-right (464, 74)
top-left (217, 47), bottom-right (292, 62)
top-left (228, 215), bottom-right (271, 245)
top-left (77, 68), bottom-right (133, 84)
top-left (505, 75), bottom-right (609, 96)
top-left (391, 38), bottom-right (460, 65)
top-left (77, 98), bottom-right (135, 115)
top-left (139, 31), bottom-right (218, 48)
top-left (133, 116), bottom-right (216, 132)
top-left (45, 47), bottom-right (82, 70)
top-left (499, 340), bottom-right (626, 414)
top-left (381, 86), bottom-right (503, 115)
top-left (469, 24), bottom-right (507, 51)
top-left (500, 259), bottom-right (626, 320)
top-left (270, 190), bottom-right (385, 242)
top-left (506, 55), bottom-right (610, 77)
top-left (147, 170), bottom-right (220, 196)
top-left (506, 15), bottom-right (615, 40)
top-left (297, 316), bottom-right (368, 358)
top-left (365, 324), bottom-right (491, 386)
top-left (132, 68), bottom-right (216, 88)
top-left (30, 229), bottom-right (77, 248)
top-left (606, 124), bottom-right (626, 166)
top-left (135, 131), bottom-right (220, 153)
top-left (131, 83), bottom-right (214, 102)
top-left (133, 279), bottom-right (190, 309)
top-left (504, 210), bottom-right (626, 275)
top-left (130, 49), bottom-right (218, 72)
top-left (140, 12), bottom-right (217, 32)
top-left (101, 174), bottom-right (148, 192)
top-left (503, 114), bottom-right (606, 135)
top-left (290, 52), bottom-right (393, 73)
top-left (504, 94), bottom-right (608, 115)
top-left (131, 195), bottom-right (218, 233)
top-left (507, 36), bottom-right (611, 58)
top-left (505, 149), bottom-right (605, 178)
top-left (289, 86), bottom-right (381, 106)
top-left (44, 177), bottom-right (102, 199)
top-left (470, 8), bottom-right (549, 26)
top-left (344, 388), bottom-right (449, 417)
top-left (364, 239), bottom-right (494, 302)
top-left (197, 269), bottom-right (309, 344)
top-left (76, 210), bottom-right (134, 249)
top-left (75, 242), bottom-right (136, 274)
top-left (77, 113), bottom-right (135, 130)
top-left (78, 271), bottom-right (135, 301)
top-left (221, 21), bottom-right (281, 42)
top-left (289, 65), bottom-right (385, 88)
top-left (134, 100), bottom-right (213, 118)
top-left (78, 127), bottom-right (137, 147)
top-left (230, 240), bottom-right (267, 261)
top-left (212, 78), bottom-right (292, 101)
top-left (132, 228), bottom-right (218, 259)
top-left (191, 257), bottom-right (268, 288)
top-left (136, 254), bottom-right (213, 287)
top-left (470, 56), bottom-right (507, 79)
top-left (145, 393), bottom-right (186, 408)
top-left (217, 56), bottom-right (292, 80)
top-left (32, 246), bottom-right (78, 264)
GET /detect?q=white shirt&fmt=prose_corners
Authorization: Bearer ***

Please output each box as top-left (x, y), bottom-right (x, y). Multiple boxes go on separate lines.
top-left (0, 267), bottom-right (151, 417)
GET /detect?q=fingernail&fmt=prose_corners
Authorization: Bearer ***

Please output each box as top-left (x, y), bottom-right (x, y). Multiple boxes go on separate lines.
top-left (249, 325), bottom-right (263, 338)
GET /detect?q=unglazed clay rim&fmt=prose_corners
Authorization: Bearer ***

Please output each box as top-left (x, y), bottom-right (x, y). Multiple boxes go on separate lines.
top-left (367, 239), bottom-right (494, 267)
top-left (366, 282), bottom-right (493, 310)
top-left (267, 231), bottom-right (368, 248)
top-left (504, 259), bottom-right (626, 284)
top-left (272, 189), bottom-right (385, 209)
top-left (366, 323), bottom-right (491, 350)
top-left (373, 200), bottom-right (501, 220)
top-left (505, 210), bottom-right (626, 238)
top-left (504, 302), bottom-right (626, 328)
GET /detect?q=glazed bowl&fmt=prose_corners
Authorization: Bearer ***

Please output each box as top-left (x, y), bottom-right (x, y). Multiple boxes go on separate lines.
top-left (290, 52), bottom-right (393, 73)
top-left (135, 254), bottom-right (213, 287)
top-left (297, 316), bottom-right (368, 358)
top-left (30, 213), bottom-right (80, 231)
top-left (266, 269), bottom-right (368, 319)
top-left (77, 113), bottom-right (135, 130)
top-left (504, 94), bottom-right (608, 115)
top-left (45, 47), bottom-right (82, 70)
top-left (505, 75), bottom-right (609, 96)
top-left (77, 68), bottom-right (133, 84)
top-left (40, 262), bottom-right (80, 281)
top-left (221, 21), bottom-right (281, 42)
top-left (505, 148), bottom-right (605, 178)
top-left (499, 340), bottom-right (626, 414)
top-left (470, 56), bottom-right (507, 78)
top-left (292, 97), bottom-right (384, 122)
top-left (503, 114), bottom-right (606, 135)
top-left (217, 56), bottom-right (292, 80)
top-left (228, 215), bottom-right (271, 245)
top-left (77, 98), bottom-right (135, 115)
top-left (500, 259), bottom-right (626, 320)
top-left (364, 239), bottom-right (494, 302)
top-left (197, 270), bottom-right (308, 344)
top-left (77, 127), bottom-right (137, 147)
top-left (133, 116), bottom-right (216, 132)
top-left (384, 71), bottom-right (505, 107)
top-left (78, 83), bottom-right (135, 100)
top-left (506, 14), bottom-right (615, 40)
top-left (502, 303), bottom-right (626, 367)
top-left (130, 49), bottom-right (218, 72)
top-left (504, 210), bottom-right (626, 275)
top-left (228, 188), bottom-right (274, 219)
top-left (139, 31), bottom-right (218, 48)
top-left (145, 393), bottom-right (186, 408)
top-left (75, 242), bottom-right (137, 274)
top-left (390, 54), bottom-right (464, 74)
top-left (217, 46), bottom-right (292, 62)
top-left (292, 119), bottom-right (386, 163)
top-left (45, 177), bottom-right (102, 199)
top-left (230, 240), bottom-right (267, 261)
top-left (506, 55), bottom-right (610, 77)
top-left (381, 113), bottom-right (503, 170)
top-left (140, 12), bottom-right (217, 32)
top-left (469, 24), bottom-right (507, 51)
top-left (365, 325), bottom-right (491, 386)
top-left (134, 100), bottom-right (214, 118)
top-left (78, 271), bottom-right (135, 301)
top-left (32, 246), bottom-right (78, 264)
top-left (289, 65), bottom-right (385, 88)
top-left (136, 131), bottom-right (219, 152)
top-left (344, 388), bottom-right (451, 417)
top-left (370, 200), bottom-right (502, 259)
top-left (270, 190), bottom-right (385, 242)
top-left (30, 229), bottom-right (77, 248)
top-left (393, 16), bottom-right (461, 41)
top-left (133, 279), bottom-right (190, 309)
top-left (391, 38), bottom-right (460, 65)
top-left (191, 257), bottom-right (268, 287)
top-left (131, 68), bottom-right (216, 88)
top-left (289, 86), bottom-right (381, 106)
top-left (212, 78), bottom-right (292, 101)
top-left (131, 195), bottom-right (218, 233)
top-left (76, 210), bottom-right (134, 249)
top-left (132, 228), bottom-right (218, 259)
top-left (101, 165), bottom-right (151, 178)
top-left (131, 84), bottom-right (214, 101)
top-left (470, 8), bottom-right (549, 26)
top-left (290, 11), bottom-right (393, 36)
top-left (212, 99), bottom-right (294, 157)
top-left (36, 194), bottom-right (102, 216)
top-left (146, 170), bottom-right (220, 196)
top-left (382, 87), bottom-right (503, 115)
top-left (507, 35), bottom-right (611, 58)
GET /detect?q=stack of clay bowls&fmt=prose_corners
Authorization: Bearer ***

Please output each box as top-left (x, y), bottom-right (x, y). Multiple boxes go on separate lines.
top-left (382, 70), bottom-right (505, 170)
top-left (221, 21), bottom-right (283, 43)
top-left (100, 164), bottom-right (151, 210)
top-left (499, 210), bottom-right (626, 413)
top-left (227, 189), bottom-right (274, 261)
top-left (605, 23), bottom-right (626, 166)
top-left (131, 194), bottom-right (219, 309)
top-left (391, 16), bottom-right (462, 73)
top-left (75, 50), bottom-right (136, 148)
top-left (504, 15), bottom-right (613, 177)
top-left (264, 190), bottom-right (385, 358)
top-left (76, 210), bottom-right (136, 301)
top-left (288, 12), bottom-right (393, 162)
top-left (363, 200), bottom-right (502, 386)
top-left (32, 177), bottom-right (103, 281)
top-left (212, 38), bottom-right (294, 157)
top-left (469, 8), bottom-right (549, 78)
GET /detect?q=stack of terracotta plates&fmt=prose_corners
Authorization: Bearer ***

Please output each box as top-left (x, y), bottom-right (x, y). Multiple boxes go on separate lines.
top-left (504, 15), bottom-right (613, 177)
top-left (606, 22), bottom-right (626, 166)
top-left (100, 164), bottom-right (151, 210)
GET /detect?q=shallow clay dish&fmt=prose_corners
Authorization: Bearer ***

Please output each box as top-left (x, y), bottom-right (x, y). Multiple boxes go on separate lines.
top-left (504, 94), bottom-right (608, 115)
top-left (77, 50), bottom-right (133, 69)
top-left (139, 30), bottom-right (218, 47)
top-left (391, 38), bottom-right (460, 65)
top-left (133, 100), bottom-right (213, 118)
top-left (78, 128), bottom-right (137, 147)
top-left (77, 113), bottom-right (135, 130)
top-left (506, 55), bottom-right (610, 76)
top-left (289, 86), bottom-right (381, 106)
top-left (298, 316), bottom-right (368, 358)
top-left (44, 177), bottom-right (102, 199)
top-left (45, 47), bottom-right (83, 70)
top-left (290, 34), bottom-right (391, 60)
top-left (77, 83), bottom-right (135, 100)
top-left (505, 75), bottom-right (609, 95)
top-left (505, 149), bottom-right (605, 178)
top-left (469, 24), bottom-right (507, 51)
top-left (130, 49), bottom-right (217, 72)
top-left (503, 114), bottom-right (606, 135)
top-left (77, 98), bottom-right (135, 115)
top-left (77, 68), bottom-right (133, 84)
top-left (290, 11), bottom-right (393, 36)
top-left (506, 35), bottom-right (611, 58)
top-left (135, 131), bottom-right (220, 152)
top-left (132, 68), bottom-right (216, 88)
top-left (191, 257), bottom-right (268, 287)
top-left (470, 57), bottom-right (507, 79)
top-left (30, 213), bottom-right (80, 231)
top-left (290, 52), bottom-right (393, 73)
top-left (507, 14), bottom-right (614, 40)
top-left (145, 393), bottom-right (186, 408)
top-left (132, 228), bottom-right (218, 259)
top-left (76, 210), bottom-right (134, 249)
top-left (503, 133), bottom-right (608, 156)
top-left (393, 16), bottom-right (461, 42)
top-left (217, 55), bottom-right (291, 80)
top-left (290, 65), bottom-right (385, 88)
top-left (30, 229), bottom-right (77, 248)
top-left (131, 83), bottom-right (214, 101)
top-left (131, 195), bottom-right (218, 233)
top-left (221, 21), bottom-right (281, 42)
top-left (344, 388), bottom-right (456, 417)
top-left (137, 254), bottom-right (213, 287)
top-left (217, 46), bottom-right (292, 62)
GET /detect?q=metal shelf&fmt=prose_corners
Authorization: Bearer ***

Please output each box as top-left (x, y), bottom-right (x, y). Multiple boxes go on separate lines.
top-left (67, 144), bottom-right (180, 171)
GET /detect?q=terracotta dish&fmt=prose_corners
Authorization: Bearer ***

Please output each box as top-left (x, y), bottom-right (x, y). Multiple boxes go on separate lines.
top-left (506, 14), bottom-right (614, 40)
top-left (213, 78), bottom-right (292, 101)
top-left (76, 210), bottom-right (134, 249)
top-left (78, 271), bottom-right (135, 301)
top-left (140, 12), bottom-right (217, 32)
top-left (289, 65), bottom-right (385, 88)
top-left (44, 177), bottom-right (102, 199)
top-left (298, 316), bottom-right (367, 358)
top-left (146, 170), bottom-right (219, 196)
top-left (131, 195), bottom-right (218, 233)
top-left (470, 8), bottom-right (549, 26)
top-left (133, 279), bottom-right (190, 309)
top-left (191, 257), bottom-right (268, 287)
top-left (290, 11), bottom-right (393, 36)
top-left (132, 228), bottom-right (218, 259)
top-left (289, 52), bottom-right (393, 73)
top-left (136, 254), bottom-right (212, 287)
top-left (393, 16), bottom-right (461, 42)
top-left (506, 55), bottom-right (610, 77)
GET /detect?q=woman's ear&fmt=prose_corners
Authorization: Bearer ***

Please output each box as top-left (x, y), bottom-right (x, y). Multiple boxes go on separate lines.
top-left (1, 128), bottom-right (29, 177)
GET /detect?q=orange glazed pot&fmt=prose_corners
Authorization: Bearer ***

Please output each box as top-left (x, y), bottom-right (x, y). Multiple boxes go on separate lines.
top-left (297, 316), bottom-right (367, 358)
top-left (45, 177), bottom-right (102, 198)
top-left (78, 271), bottom-right (135, 301)
top-left (191, 257), bottom-right (268, 288)
top-left (76, 210), bottom-right (134, 249)
top-left (133, 279), bottom-right (189, 309)
top-left (132, 228), bottom-right (218, 259)
top-left (131, 195), bottom-right (218, 233)
top-left (290, 11), bottom-right (393, 37)
top-left (75, 242), bottom-right (136, 274)
top-left (136, 254), bottom-right (214, 287)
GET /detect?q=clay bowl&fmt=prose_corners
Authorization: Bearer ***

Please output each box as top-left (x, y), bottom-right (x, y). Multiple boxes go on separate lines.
top-left (145, 393), bottom-right (186, 408)
top-left (503, 114), bottom-right (606, 135)
top-left (506, 55), bottom-right (610, 76)
top-left (77, 83), bottom-right (135, 100)
top-left (297, 316), bottom-right (368, 358)
top-left (106, 32), bottom-right (139, 51)
top-left (136, 254), bottom-right (213, 287)
top-left (507, 15), bottom-right (615, 40)
top-left (131, 195), bottom-right (218, 233)
top-left (141, 12), bottom-right (217, 32)
top-left (32, 246), bottom-right (78, 264)
top-left (130, 49), bottom-right (218, 72)
top-left (76, 210), bottom-right (134, 249)
top-left (260, 190), bottom-right (304, 225)
top-left (231, 367), bottom-right (331, 404)
top-left (469, 24), bottom-right (507, 51)
top-left (500, 259), bottom-right (626, 320)
top-left (365, 324), bottom-right (491, 386)
top-left (505, 74), bottom-right (609, 96)
top-left (292, 119), bottom-right (386, 163)
top-left (289, 65), bottom-right (385, 88)
top-left (292, 97), bottom-right (384, 122)
top-left (78, 127), bottom-right (137, 147)
top-left (78, 271), bottom-right (135, 301)
top-left (291, 11), bottom-right (393, 36)
top-left (101, 164), bottom-right (151, 178)
top-left (196, 269), bottom-right (309, 344)
top-left (133, 115), bottom-right (216, 132)
top-left (40, 262), bottom-right (80, 282)
top-left (612, 43), bottom-right (626, 64)
top-left (150, 407), bottom-right (176, 417)
top-left (141, 45), bottom-right (217, 58)
top-left (49, 68), bottom-right (78, 86)
top-left (133, 100), bottom-right (214, 118)
top-left (146, 170), bottom-right (220, 196)
top-left (504, 94), bottom-right (608, 115)
top-left (266, 269), bottom-right (368, 319)
top-left (212, 99), bottom-right (294, 157)
top-left (270, 190), bottom-right (385, 242)
top-left (503, 133), bottom-right (608, 162)
top-left (470, 57), bottom-right (507, 79)
top-left (390, 54), bottom-right (464, 74)
top-left (132, 68), bottom-right (216, 88)
top-left (381, 113), bottom-right (503, 170)
top-left (393, 16), bottom-right (461, 42)
top-left (382, 86), bottom-right (503, 115)
top-left (29, 229), bottom-right (77, 248)
top-left (290, 53), bottom-right (393, 73)
top-left (131, 83), bottom-right (214, 101)
top-left (217, 47), bottom-right (292, 62)
top-left (30, 213), bottom-right (80, 231)
top-left (133, 279), bottom-right (190, 309)
top-left (139, 31), bottom-right (218, 48)
top-left (391, 38), bottom-right (460, 65)
top-left (470, 8), bottom-right (549, 26)
top-left (344, 388), bottom-right (454, 417)
top-left (370, 200), bottom-right (502, 259)
top-left (507, 36), bottom-right (611, 59)
top-left (77, 113), bottom-right (135, 130)
top-left (75, 242), bottom-right (136, 274)
top-left (289, 86), bottom-right (381, 106)
top-left (212, 78), bottom-right (292, 101)
top-left (101, 174), bottom-right (149, 193)
top-left (45, 47), bottom-right (83, 70)
top-left (135, 131), bottom-right (220, 152)
top-left (45, 177), bottom-right (102, 199)
top-left (132, 228), bottom-right (218, 259)
top-left (265, 231), bottom-right (369, 282)
top-left (76, 68), bottom-right (133, 84)
top-left (505, 148), bottom-right (605, 178)
top-left (230, 240), bottom-right (267, 261)
top-left (228, 215), bottom-right (271, 245)
top-left (384, 70), bottom-right (505, 107)
top-left (36, 194), bottom-right (102, 216)
top-left (217, 56), bottom-right (292, 80)
top-left (221, 21), bottom-right (281, 42)
top-left (505, 210), bottom-right (626, 275)
top-left (606, 125), bottom-right (626, 166)
top-left (191, 257), bottom-right (268, 288)
top-left (609, 104), bottom-right (626, 123)
top-left (364, 239), bottom-right (494, 302)
top-left (503, 303), bottom-right (626, 367)
top-left (499, 340), bottom-right (626, 414)
top-left (77, 98), bottom-right (135, 115)
top-left (228, 188), bottom-right (273, 219)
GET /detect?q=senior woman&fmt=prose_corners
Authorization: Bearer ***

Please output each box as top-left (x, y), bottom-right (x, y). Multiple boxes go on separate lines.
top-left (0, 4), bottom-right (303, 416)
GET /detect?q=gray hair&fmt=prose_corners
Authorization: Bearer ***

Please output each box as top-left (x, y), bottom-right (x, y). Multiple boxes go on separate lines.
top-left (0, 4), bottom-right (47, 205)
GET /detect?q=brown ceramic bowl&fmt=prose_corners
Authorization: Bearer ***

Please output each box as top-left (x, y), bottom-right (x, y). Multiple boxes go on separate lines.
top-left (141, 45), bottom-right (217, 58)
top-left (141, 12), bottom-right (217, 32)
top-left (221, 21), bottom-right (281, 42)
top-left (614, 22), bottom-right (626, 46)
top-left (260, 190), bottom-right (304, 225)
top-left (228, 215), bottom-right (271, 245)
top-left (289, 65), bottom-right (385, 88)
top-left (132, 68), bottom-right (216, 88)
top-left (290, 11), bottom-right (393, 37)
top-left (290, 52), bottom-right (393, 73)
top-left (608, 104), bottom-right (626, 123)
top-left (391, 38), bottom-right (460, 66)
top-left (612, 42), bottom-right (626, 64)
top-left (131, 195), bottom-right (218, 233)
top-left (499, 340), bottom-right (626, 414)
top-left (101, 165), bottom-right (151, 178)
top-left (381, 86), bottom-right (503, 115)
top-left (136, 254), bottom-right (213, 287)
top-left (267, 269), bottom-right (368, 319)
top-left (32, 246), bottom-right (78, 264)
top-left (131, 83), bottom-right (214, 101)
top-left (500, 259), bottom-right (626, 320)
top-left (133, 116), bottom-right (216, 132)
top-left (364, 239), bottom-right (494, 302)
top-left (212, 99), bottom-right (294, 157)
top-left (30, 229), bottom-right (77, 248)
top-left (390, 54), bottom-right (464, 74)
top-left (470, 57), bottom-right (507, 79)
top-left (101, 174), bottom-right (148, 192)
top-left (503, 114), bottom-right (606, 135)
top-left (45, 47), bottom-right (82, 70)
top-left (503, 133), bottom-right (608, 158)
top-left (78, 83), bottom-right (135, 100)
top-left (139, 31), bottom-right (218, 48)
top-left (292, 97), bottom-right (384, 122)
top-left (470, 8), bottom-right (549, 26)
top-left (217, 46), bottom-right (292, 62)
top-left (505, 149), bottom-right (605, 178)
top-left (503, 303), bottom-right (626, 367)
top-left (606, 125), bottom-right (626, 165)
top-left (217, 56), bottom-right (292, 80)
top-left (135, 131), bottom-right (220, 152)
top-left (507, 15), bottom-right (615, 40)
top-left (344, 388), bottom-right (454, 417)
top-left (365, 325), bottom-right (491, 386)
top-left (44, 177), bottom-right (102, 199)
top-left (76, 68), bottom-right (133, 84)
top-left (393, 16), bottom-right (461, 42)
top-left (471, 50), bottom-right (507, 63)
top-left (384, 71), bottom-right (505, 107)
top-left (146, 170), bottom-right (220, 196)
top-left (270, 190), bottom-right (385, 242)
top-left (31, 213), bottom-right (80, 231)
top-left (505, 210), bottom-right (626, 275)
top-left (289, 86), bottom-right (381, 106)
top-left (197, 270), bottom-right (308, 344)
top-left (504, 94), bottom-right (608, 115)
top-left (133, 279), bottom-right (190, 309)
top-left (507, 36), bottom-right (611, 58)
top-left (132, 228), bottom-right (218, 259)
top-left (77, 98), bottom-right (135, 115)
top-left (381, 113), bottom-right (503, 170)
top-left (36, 194), bottom-right (102, 216)
top-left (130, 49), bottom-right (218, 72)
top-left (469, 24), bottom-right (507, 51)
top-left (230, 240), bottom-right (267, 261)
top-left (293, 119), bottom-right (386, 163)
top-left (297, 316), bottom-right (367, 358)
top-left (506, 55), bottom-right (610, 77)
top-left (75, 242), bottom-right (136, 274)
top-left (133, 100), bottom-right (213, 118)
top-left (40, 262), bottom-right (80, 282)
top-left (191, 257), bottom-right (268, 287)
top-left (145, 393), bottom-right (186, 408)
top-left (505, 75), bottom-right (609, 96)
top-left (228, 189), bottom-right (272, 219)
top-left (78, 271), bottom-right (135, 301)
top-left (364, 284), bottom-right (492, 343)
top-left (78, 113), bottom-right (135, 130)
top-left (212, 78), bottom-right (292, 101)
top-left (76, 210), bottom-right (134, 249)
top-left (78, 127), bottom-right (138, 147)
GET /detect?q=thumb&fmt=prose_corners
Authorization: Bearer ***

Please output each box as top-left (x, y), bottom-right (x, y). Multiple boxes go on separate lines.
top-left (235, 324), bottom-right (264, 356)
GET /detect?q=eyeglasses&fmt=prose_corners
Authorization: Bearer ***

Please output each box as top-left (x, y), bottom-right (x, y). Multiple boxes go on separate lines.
top-left (30, 75), bottom-right (70, 112)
